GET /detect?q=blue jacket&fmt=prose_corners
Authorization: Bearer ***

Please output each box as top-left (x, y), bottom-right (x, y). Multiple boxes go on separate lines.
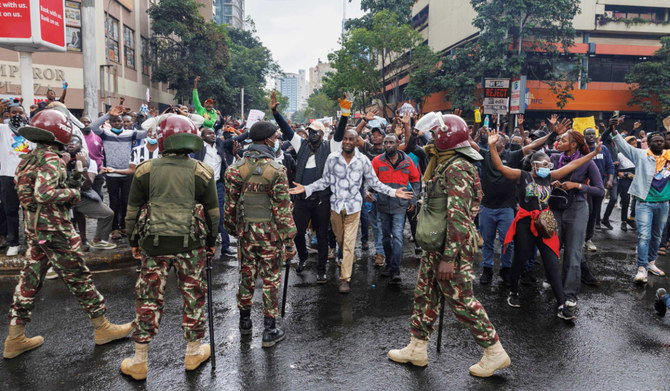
top-left (590, 142), bottom-right (615, 181)
top-left (613, 134), bottom-right (663, 200)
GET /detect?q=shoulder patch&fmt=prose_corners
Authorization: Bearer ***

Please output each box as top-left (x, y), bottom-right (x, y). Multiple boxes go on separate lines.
top-left (195, 160), bottom-right (215, 182)
top-left (135, 160), bottom-right (153, 177)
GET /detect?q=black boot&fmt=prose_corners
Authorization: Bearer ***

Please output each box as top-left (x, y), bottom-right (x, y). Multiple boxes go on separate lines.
top-left (239, 309), bottom-right (252, 335)
top-left (500, 267), bottom-right (512, 287)
top-left (479, 267), bottom-right (493, 285)
top-left (262, 316), bottom-right (285, 348)
top-left (296, 259), bottom-right (305, 274)
top-left (581, 263), bottom-right (600, 286)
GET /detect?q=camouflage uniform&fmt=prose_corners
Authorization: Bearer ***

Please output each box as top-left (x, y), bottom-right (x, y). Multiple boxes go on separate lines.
top-left (9, 144), bottom-right (106, 325)
top-left (224, 149), bottom-right (297, 319)
top-left (409, 157), bottom-right (499, 348)
top-left (126, 156), bottom-right (220, 343)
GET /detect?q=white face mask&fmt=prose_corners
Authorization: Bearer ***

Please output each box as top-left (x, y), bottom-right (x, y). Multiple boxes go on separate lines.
top-left (3, 119), bottom-right (8, 124)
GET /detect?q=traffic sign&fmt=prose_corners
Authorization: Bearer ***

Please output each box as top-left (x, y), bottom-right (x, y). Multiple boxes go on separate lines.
top-left (510, 76), bottom-right (527, 114)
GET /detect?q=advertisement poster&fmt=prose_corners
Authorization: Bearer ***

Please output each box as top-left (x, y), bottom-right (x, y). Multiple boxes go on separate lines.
top-left (65, 1), bottom-right (80, 27)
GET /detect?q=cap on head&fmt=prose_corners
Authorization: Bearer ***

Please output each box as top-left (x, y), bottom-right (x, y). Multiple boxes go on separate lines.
top-left (249, 121), bottom-right (278, 141)
top-left (19, 109), bottom-right (73, 145)
top-left (306, 121), bottom-right (326, 133)
top-left (157, 115), bottom-right (202, 153)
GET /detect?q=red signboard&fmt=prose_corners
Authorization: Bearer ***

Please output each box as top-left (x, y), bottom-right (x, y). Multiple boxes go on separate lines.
top-left (484, 88), bottom-right (509, 99)
top-left (39, 0), bottom-right (64, 47)
top-left (0, 0), bottom-right (32, 39)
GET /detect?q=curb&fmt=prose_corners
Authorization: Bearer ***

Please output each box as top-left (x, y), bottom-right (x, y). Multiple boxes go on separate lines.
top-left (0, 247), bottom-right (137, 276)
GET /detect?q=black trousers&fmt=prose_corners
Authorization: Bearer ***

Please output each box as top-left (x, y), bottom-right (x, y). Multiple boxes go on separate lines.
top-left (510, 218), bottom-right (565, 305)
top-left (293, 197), bottom-right (331, 274)
top-left (106, 175), bottom-right (132, 231)
top-left (0, 176), bottom-right (20, 246)
top-left (585, 194), bottom-right (604, 241)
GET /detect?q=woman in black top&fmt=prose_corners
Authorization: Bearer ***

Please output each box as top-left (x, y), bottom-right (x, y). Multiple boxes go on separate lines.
top-left (488, 130), bottom-right (601, 320)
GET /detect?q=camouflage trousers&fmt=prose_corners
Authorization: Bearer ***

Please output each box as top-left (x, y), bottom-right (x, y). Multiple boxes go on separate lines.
top-left (409, 250), bottom-right (499, 348)
top-left (237, 238), bottom-right (283, 318)
top-left (132, 247), bottom-right (207, 343)
top-left (9, 231), bottom-right (106, 325)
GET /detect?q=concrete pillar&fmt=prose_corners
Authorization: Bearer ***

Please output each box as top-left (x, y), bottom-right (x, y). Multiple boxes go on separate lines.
top-left (82, 0), bottom-right (98, 117)
top-left (18, 52), bottom-right (34, 108)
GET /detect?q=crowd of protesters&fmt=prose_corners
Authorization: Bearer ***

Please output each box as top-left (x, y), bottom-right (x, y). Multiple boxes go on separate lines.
top-left (2, 80), bottom-right (670, 322)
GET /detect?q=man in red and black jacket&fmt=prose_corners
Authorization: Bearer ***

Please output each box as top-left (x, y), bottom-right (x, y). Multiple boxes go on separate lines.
top-left (371, 134), bottom-right (421, 283)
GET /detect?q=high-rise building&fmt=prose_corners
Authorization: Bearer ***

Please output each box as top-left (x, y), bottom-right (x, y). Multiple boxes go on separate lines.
top-left (276, 70), bottom-right (309, 113)
top-left (277, 73), bottom-right (300, 114)
top-left (309, 59), bottom-right (332, 94)
top-left (213, 0), bottom-right (245, 29)
top-left (409, 0), bottom-right (670, 121)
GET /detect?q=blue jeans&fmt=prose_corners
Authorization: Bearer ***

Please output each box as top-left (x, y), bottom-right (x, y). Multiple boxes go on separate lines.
top-left (663, 293), bottom-right (670, 308)
top-left (636, 200), bottom-right (669, 268)
top-left (478, 206), bottom-right (514, 270)
top-left (216, 181), bottom-right (230, 250)
top-left (379, 211), bottom-right (406, 274)
top-left (369, 200), bottom-right (384, 256)
top-left (359, 188), bottom-right (369, 244)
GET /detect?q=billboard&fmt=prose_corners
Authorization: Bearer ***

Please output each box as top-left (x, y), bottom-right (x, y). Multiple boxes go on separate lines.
top-left (0, 0), bottom-right (66, 52)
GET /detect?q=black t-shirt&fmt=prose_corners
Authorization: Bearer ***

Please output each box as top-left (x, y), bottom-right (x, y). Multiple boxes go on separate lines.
top-left (481, 148), bottom-right (523, 209)
top-left (360, 141), bottom-right (384, 161)
top-left (517, 170), bottom-right (551, 211)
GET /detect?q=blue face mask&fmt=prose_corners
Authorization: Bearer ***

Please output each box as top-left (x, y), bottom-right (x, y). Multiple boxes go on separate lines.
top-left (273, 139), bottom-right (280, 153)
top-left (536, 167), bottom-right (551, 178)
top-left (146, 137), bottom-right (157, 145)
top-left (111, 128), bottom-right (123, 134)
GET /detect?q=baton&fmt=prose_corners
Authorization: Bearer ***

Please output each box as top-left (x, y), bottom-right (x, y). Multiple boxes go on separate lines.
top-left (436, 299), bottom-right (445, 353)
top-left (205, 251), bottom-right (216, 370)
top-left (281, 258), bottom-right (290, 318)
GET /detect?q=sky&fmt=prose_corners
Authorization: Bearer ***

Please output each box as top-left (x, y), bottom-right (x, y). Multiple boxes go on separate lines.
top-left (245, 0), bottom-right (366, 75)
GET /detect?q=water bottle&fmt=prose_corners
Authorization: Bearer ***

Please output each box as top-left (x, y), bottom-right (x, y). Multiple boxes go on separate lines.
top-left (484, 115), bottom-right (489, 128)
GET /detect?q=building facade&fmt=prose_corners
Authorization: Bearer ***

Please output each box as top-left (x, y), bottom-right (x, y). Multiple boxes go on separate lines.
top-left (409, 0), bottom-right (670, 124)
top-left (276, 71), bottom-right (309, 114)
top-left (309, 59), bottom-right (332, 94)
top-left (0, 0), bottom-right (213, 117)
top-left (213, 0), bottom-right (244, 29)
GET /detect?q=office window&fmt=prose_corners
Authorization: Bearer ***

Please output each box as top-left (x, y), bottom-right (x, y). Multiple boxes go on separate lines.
top-left (141, 36), bottom-right (150, 75)
top-left (588, 56), bottom-right (644, 82)
top-left (124, 26), bottom-right (135, 69)
top-left (105, 15), bottom-right (120, 63)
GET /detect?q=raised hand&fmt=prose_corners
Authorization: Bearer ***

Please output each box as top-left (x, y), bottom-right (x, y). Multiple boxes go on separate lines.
top-left (555, 118), bottom-right (571, 135)
top-left (270, 90), bottom-right (278, 112)
top-left (548, 114), bottom-right (559, 126)
top-left (488, 129), bottom-right (499, 146)
top-left (194, 76), bottom-right (200, 88)
top-left (453, 108), bottom-right (462, 117)
top-left (517, 114), bottom-right (525, 126)
top-left (400, 112), bottom-right (411, 125)
top-left (365, 108), bottom-right (379, 122)
top-left (108, 105), bottom-right (125, 117)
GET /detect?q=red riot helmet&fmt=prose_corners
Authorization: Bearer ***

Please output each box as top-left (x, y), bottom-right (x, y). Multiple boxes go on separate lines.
top-left (434, 114), bottom-right (470, 151)
top-left (156, 115), bottom-right (203, 153)
top-left (18, 109), bottom-right (72, 145)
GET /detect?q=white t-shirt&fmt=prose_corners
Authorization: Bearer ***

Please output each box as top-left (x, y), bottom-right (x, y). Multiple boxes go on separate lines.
top-left (0, 124), bottom-right (34, 177)
top-left (202, 143), bottom-right (222, 181)
top-left (289, 133), bottom-right (341, 170)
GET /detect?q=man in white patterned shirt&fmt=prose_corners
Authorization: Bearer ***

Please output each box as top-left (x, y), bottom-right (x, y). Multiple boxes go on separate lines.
top-left (290, 130), bottom-right (413, 293)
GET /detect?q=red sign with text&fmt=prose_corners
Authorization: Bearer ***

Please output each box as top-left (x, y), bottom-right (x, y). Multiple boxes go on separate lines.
top-left (0, 0), bottom-right (32, 39)
top-left (39, 0), bottom-right (64, 47)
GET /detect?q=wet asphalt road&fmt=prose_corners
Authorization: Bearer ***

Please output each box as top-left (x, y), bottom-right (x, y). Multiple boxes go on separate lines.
top-left (2, 215), bottom-right (670, 390)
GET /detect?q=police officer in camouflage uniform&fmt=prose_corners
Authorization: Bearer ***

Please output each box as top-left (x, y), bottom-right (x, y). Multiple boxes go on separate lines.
top-left (388, 114), bottom-right (510, 378)
top-left (4, 110), bottom-right (132, 359)
top-left (120, 115), bottom-right (219, 380)
top-left (224, 121), bottom-right (297, 348)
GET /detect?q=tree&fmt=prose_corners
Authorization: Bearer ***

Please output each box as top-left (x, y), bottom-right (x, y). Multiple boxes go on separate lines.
top-left (325, 10), bottom-right (435, 119)
top-left (626, 37), bottom-right (670, 124)
top-left (403, 44), bottom-right (441, 112)
top-left (438, 0), bottom-right (583, 111)
top-left (148, 0), bottom-right (230, 104)
top-left (222, 20), bottom-right (282, 116)
top-left (346, 0), bottom-right (415, 29)
top-left (304, 90), bottom-right (340, 120)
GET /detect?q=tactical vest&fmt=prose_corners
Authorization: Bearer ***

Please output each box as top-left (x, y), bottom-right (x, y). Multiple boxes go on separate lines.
top-left (234, 158), bottom-right (281, 224)
top-left (144, 158), bottom-right (203, 247)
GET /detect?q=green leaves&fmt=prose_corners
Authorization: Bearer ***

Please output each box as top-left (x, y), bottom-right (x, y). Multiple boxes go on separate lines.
top-left (626, 37), bottom-right (670, 124)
